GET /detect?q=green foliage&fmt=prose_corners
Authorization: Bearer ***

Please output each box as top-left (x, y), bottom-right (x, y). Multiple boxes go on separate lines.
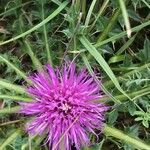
top-left (0, 0), bottom-right (150, 149)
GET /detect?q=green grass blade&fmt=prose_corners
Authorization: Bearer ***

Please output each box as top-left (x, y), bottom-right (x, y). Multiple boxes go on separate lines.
top-left (0, 106), bottom-right (20, 114)
top-left (24, 39), bottom-right (43, 72)
top-left (84, 0), bottom-right (97, 27)
top-left (96, 86), bottom-right (150, 102)
top-left (0, 95), bottom-right (32, 102)
top-left (41, 0), bottom-right (53, 66)
top-left (108, 55), bottom-right (125, 64)
top-left (119, 0), bottom-right (131, 37)
top-left (0, 129), bottom-right (21, 150)
top-left (80, 36), bottom-right (130, 98)
top-left (141, 0), bottom-right (150, 9)
top-left (96, 7), bottom-right (120, 43)
top-left (0, 1), bottom-right (32, 17)
top-left (0, 1), bottom-right (68, 46)
top-left (115, 34), bottom-right (137, 55)
top-left (104, 124), bottom-right (150, 150)
top-left (95, 20), bottom-right (150, 48)
top-left (0, 79), bottom-right (26, 94)
top-left (82, 53), bottom-right (120, 104)
top-left (88, 0), bottom-right (109, 32)
top-left (51, 0), bottom-right (69, 11)
top-left (0, 55), bottom-right (31, 84)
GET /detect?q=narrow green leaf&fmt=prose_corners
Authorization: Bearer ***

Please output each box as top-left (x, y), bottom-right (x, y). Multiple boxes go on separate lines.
top-left (116, 34), bottom-right (137, 55)
top-left (0, 1), bottom-right (68, 46)
top-left (0, 1), bottom-right (32, 17)
top-left (141, 0), bottom-right (150, 9)
top-left (108, 55), bottom-right (125, 64)
top-left (96, 7), bottom-right (120, 43)
top-left (0, 95), bottom-right (32, 102)
top-left (0, 106), bottom-right (20, 114)
top-left (0, 79), bottom-right (26, 94)
top-left (95, 20), bottom-right (150, 48)
top-left (88, 0), bottom-right (109, 32)
top-left (0, 55), bottom-right (31, 84)
top-left (0, 129), bottom-right (21, 150)
top-left (104, 63), bottom-right (150, 88)
top-left (41, 0), bottom-right (53, 66)
top-left (80, 36), bottom-right (130, 98)
top-left (84, 0), bottom-right (97, 27)
top-left (119, 0), bottom-right (131, 37)
top-left (82, 53), bottom-right (120, 104)
top-left (104, 124), bottom-right (150, 150)
top-left (24, 39), bottom-right (43, 72)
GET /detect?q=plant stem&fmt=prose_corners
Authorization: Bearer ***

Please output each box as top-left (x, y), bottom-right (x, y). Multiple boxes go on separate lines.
top-left (84, 0), bottom-right (97, 27)
top-left (103, 124), bottom-right (150, 150)
top-left (119, 0), bottom-right (131, 37)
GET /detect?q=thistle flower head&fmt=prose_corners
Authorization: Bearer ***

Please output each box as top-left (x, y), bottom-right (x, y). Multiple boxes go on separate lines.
top-left (19, 63), bottom-right (108, 150)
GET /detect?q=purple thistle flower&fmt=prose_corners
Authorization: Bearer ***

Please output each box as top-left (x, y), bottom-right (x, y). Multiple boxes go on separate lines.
top-left (19, 63), bottom-right (108, 150)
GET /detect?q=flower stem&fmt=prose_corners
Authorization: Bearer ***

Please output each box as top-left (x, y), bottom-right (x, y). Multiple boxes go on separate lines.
top-left (103, 124), bottom-right (150, 150)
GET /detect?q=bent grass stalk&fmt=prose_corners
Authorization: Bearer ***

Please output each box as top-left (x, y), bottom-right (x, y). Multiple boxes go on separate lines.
top-left (104, 125), bottom-right (150, 150)
top-left (80, 36), bottom-right (132, 101)
top-left (0, 1), bottom-right (68, 46)
top-left (95, 20), bottom-right (150, 48)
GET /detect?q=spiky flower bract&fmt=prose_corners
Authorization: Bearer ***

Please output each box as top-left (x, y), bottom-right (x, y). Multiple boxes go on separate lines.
top-left (19, 63), bottom-right (108, 150)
